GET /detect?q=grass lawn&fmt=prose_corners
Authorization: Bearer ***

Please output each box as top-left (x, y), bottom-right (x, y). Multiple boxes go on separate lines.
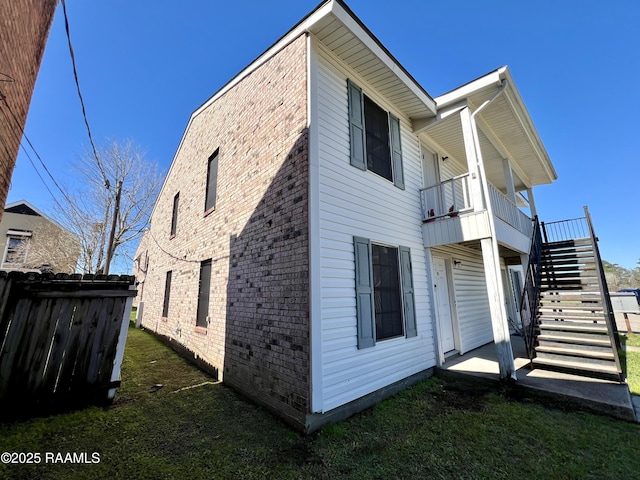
top-left (1, 326), bottom-right (640, 480)
top-left (621, 333), bottom-right (640, 395)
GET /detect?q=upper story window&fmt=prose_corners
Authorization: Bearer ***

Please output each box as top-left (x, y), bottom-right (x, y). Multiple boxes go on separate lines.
top-left (170, 192), bottom-right (179, 237)
top-left (2, 230), bottom-right (32, 267)
top-left (204, 150), bottom-right (219, 213)
top-left (347, 80), bottom-right (404, 189)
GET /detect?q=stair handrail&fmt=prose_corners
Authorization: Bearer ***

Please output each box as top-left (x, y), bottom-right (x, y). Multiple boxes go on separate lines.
top-left (520, 216), bottom-right (543, 360)
top-left (583, 207), bottom-right (623, 373)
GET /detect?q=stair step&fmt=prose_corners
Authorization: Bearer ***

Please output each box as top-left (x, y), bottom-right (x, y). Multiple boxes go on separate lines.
top-left (538, 312), bottom-right (606, 321)
top-left (543, 238), bottom-right (592, 249)
top-left (534, 351), bottom-right (617, 368)
top-left (539, 280), bottom-right (601, 289)
top-left (539, 305), bottom-right (604, 313)
top-left (542, 259), bottom-right (596, 272)
top-left (541, 273), bottom-right (599, 280)
top-left (541, 255), bottom-right (596, 264)
top-left (539, 303), bottom-right (603, 311)
top-left (538, 320), bottom-right (608, 333)
top-left (537, 331), bottom-right (612, 346)
top-left (535, 344), bottom-right (614, 360)
top-left (540, 290), bottom-right (602, 301)
top-left (540, 293), bottom-right (601, 301)
top-left (532, 356), bottom-right (619, 375)
top-left (539, 292), bottom-right (601, 300)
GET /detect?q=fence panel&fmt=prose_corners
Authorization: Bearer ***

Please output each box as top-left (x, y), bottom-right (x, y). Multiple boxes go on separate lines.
top-left (0, 272), bottom-right (136, 410)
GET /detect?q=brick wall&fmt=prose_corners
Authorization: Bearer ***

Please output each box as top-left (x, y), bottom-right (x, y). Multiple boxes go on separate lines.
top-left (0, 0), bottom-right (57, 220)
top-left (134, 34), bottom-right (310, 427)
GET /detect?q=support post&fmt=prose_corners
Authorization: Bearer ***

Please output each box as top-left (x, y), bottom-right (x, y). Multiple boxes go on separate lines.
top-left (461, 103), bottom-right (517, 380)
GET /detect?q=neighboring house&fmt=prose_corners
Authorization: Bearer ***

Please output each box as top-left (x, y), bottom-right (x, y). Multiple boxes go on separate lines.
top-left (133, 0), bottom-right (557, 432)
top-left (0, 0), bottom-right (58, 221)
top-left (0, 200), bottom-right (79, 274)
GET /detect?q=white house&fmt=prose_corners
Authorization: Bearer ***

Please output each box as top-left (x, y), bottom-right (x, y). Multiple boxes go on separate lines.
top-left (134, 0), bottom-right (557, 431)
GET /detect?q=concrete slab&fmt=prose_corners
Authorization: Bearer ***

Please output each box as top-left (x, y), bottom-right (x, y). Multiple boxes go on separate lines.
top-left (438, 335), bottom-right (637, 422)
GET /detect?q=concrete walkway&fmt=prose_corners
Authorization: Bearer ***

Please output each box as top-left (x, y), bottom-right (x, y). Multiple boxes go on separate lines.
top-left (438, 334), bottom-right (637, 422)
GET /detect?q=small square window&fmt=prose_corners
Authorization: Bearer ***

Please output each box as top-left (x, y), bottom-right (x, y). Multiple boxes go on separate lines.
top-left (3, 235), bottom-right (29, 266)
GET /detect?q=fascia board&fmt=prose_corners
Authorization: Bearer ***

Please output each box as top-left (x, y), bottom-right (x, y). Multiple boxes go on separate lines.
top-left (330, 3), bottom-right (437, 114)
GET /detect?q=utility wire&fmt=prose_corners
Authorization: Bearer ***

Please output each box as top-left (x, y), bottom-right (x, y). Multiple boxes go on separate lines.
top-left (59, 0), bottom-right (110, 189)
top-left (146, 228), bottom-right (202, 264)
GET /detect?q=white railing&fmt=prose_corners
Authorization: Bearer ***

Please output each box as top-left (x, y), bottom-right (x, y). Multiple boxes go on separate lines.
top-left (420, 175), bottom-right (533, 238)
top-left (420, 173), bottom-right (472, 221)
top-left (487, 183), bottom-right (533, 237)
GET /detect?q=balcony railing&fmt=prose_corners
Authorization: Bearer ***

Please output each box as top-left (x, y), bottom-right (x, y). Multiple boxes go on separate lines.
top-left (420, 173), bottom-right (472, 221)
top-left (487, 183), bottom-right (533, 238)
top-left (420, 175), bottom-right (533, 238)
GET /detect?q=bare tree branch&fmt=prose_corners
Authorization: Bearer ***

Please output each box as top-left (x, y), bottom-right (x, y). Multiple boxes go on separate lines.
top-left (55, 139), bottom-right (163, 274)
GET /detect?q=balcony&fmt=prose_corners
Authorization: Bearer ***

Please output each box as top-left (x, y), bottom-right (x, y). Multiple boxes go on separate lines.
top-left (419, 174), bottom-right (533, 253)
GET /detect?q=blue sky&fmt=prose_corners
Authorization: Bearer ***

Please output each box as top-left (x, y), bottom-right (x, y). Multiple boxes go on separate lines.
top-left (8, 0), bottom-right (640, 270)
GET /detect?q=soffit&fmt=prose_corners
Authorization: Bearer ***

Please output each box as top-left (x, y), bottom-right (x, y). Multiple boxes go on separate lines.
top-left (308, 12), bottom-right (436, 120)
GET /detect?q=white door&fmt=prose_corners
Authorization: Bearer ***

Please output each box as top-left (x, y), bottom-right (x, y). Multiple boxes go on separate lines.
top-left (433, 257), bottom-right (455, 353)
top-left (421, 144), bottom-right (439, 187)
top-left (508, 266), bottom-right (525, 328)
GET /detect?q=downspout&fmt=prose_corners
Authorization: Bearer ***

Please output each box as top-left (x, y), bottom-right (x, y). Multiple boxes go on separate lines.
top-left (469, 80), bottom-right (518, 380)
top-left (470, 79), bottom-right (508, 197)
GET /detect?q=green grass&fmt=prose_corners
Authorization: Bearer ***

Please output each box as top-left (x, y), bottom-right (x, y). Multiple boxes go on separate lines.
top-left (1, 326), bottom-right (640, 479)
top-left (626, 333), bottom-right (640, 348)
top-left (621, 333), bottom-right (640, 395)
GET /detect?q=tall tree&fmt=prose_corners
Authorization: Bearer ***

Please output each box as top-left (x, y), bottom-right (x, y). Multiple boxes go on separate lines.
top-left (57, 139), bottom-right (163, 274)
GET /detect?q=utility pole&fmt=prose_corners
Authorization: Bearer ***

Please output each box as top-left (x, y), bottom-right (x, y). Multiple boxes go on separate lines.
top-left (103, 180), bottom-right (122, 275)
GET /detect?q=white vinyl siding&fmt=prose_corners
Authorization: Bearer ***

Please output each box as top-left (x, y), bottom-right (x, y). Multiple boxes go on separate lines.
top-left (316, 45), bottom-right (435, 412)
top-left (431, 244), bottom-right (493, 353)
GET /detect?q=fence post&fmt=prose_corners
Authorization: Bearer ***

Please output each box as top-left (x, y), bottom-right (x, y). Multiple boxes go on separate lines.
top-left (107, 283), bottom-right (135, 401)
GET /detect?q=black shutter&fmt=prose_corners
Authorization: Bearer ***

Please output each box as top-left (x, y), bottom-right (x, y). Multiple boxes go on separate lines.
top-left (347, 80), bottom-right (366, 170)
top-left (354, 236), bottom-right (375, 348)
top-left (389, 114), bottom-right (404, 189)
top-left (399, 246), bottom-right (417, 337)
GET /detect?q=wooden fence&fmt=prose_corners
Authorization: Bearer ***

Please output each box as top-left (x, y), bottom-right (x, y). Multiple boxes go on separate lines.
top-left (0, 271), bottom-right (136, 412)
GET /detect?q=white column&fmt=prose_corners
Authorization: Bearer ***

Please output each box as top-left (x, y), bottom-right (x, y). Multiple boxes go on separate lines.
top-left (526, 187), bottom-right (538, 219)
top-left (461, 106), bottom-right (517, 380)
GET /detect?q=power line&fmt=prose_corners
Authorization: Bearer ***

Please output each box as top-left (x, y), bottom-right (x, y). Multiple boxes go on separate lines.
top-left (59, 0), bottom-right (110, 190)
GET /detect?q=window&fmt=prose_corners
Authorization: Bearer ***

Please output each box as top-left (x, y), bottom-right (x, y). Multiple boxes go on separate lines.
top-left (196, 259), bottom-right (212, 328)
top-left (353, 236), bottom-right (416, 348)
top-left (170, 193), bottom-right (179, 237)
top-left (162, 270), bottom-right (172, 317)
top-left (204, 151), bottom-right (219, 212)
top-left (2, 231), bottom-right (31, 267)
top-left (348, 80), bottom-right (404, 189)
top-left (372, 244), bottom-right (403, 340)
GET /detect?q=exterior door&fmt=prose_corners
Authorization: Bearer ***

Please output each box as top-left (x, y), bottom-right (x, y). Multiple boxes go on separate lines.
top-left (433, 257), bottom-right (455, 353)
top-left (508, 266), bottom-right (525, 328)
top-left (421, 144), bottom-right (439, 187)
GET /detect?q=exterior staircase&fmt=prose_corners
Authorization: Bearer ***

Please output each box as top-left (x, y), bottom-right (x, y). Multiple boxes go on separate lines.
top-left (521, 208), bottom-right (623, 381)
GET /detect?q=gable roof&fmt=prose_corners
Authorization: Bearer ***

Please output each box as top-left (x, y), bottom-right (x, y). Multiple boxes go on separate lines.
top-left (4, 200), bottom-right (75, 236)
top-left (153, 1), bottom-right (439, 218)
top-left (193, 0), bottom-right (437, 120)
